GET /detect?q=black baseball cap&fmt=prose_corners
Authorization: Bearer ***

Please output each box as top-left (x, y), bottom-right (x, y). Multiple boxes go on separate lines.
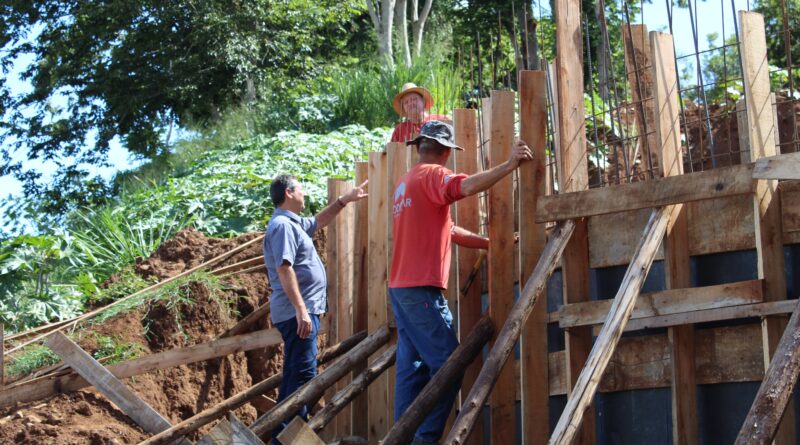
top-left (406, 120), bottom-right (464, 151)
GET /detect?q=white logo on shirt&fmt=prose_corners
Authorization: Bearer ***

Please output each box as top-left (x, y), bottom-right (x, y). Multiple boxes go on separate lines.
top-left (393, 181), bottom-right (412, 217)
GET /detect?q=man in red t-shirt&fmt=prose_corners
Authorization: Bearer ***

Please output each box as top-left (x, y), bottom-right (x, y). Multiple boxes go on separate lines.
top-left (390, 82), bottom-right (451, 143)
top-left (389, 120), bottom-right (532, 444)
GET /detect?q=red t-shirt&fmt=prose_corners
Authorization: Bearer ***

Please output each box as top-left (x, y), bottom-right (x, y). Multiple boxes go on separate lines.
top-left (390, 114), bottom-right (451, 143)
top-left (389, 163), bottom-right (467, 289)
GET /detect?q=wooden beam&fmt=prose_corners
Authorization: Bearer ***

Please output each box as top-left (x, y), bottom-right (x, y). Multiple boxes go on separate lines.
top-left (138, 329), bottom-right (366, 445)
top-left (366, 152), bottom-right (390, 443)
top-left (736, 300), bottom-right (800, 445)
top-left (249, 326), bottom-right (390, 439)
top-left (488, 89), bottom-right (516, 445)
top-left (218, 303), bottom-right (270, 338)
top-left (555, 3), bottom-right (594, 443)
top-left (651, 30), bottom-right (698, 445)
top-left (622, 24), bottom-right (658, 176)
top-left (558, 280), bottom-right (764, 328)
top-left (211, 255), bottom-right (264, 276)
top-left (278, 417), bottom-right (325, 445)
top-left (624, 299), bottom-right (796, 332)
top-left (740, 10), bottom-right (795, 445)
top-left (197, 414), bottom-right (266, 445)
top-left (444, 220), bottom-right (576, 445)
top-left (549, 207), bottom-right (672, 445)
top-left (453, 107), bottom-right (484, 445)
top-left (753, 151), bottom-right (800, 180)
top-left (308, 345), bottom-right (397, 433)
top-left (351, 161), bottom-right (370, 440)
top-left (536, 163), bottom-right (755, 222)
top-left (3, 327), bottom-right (282, 410)
top-left (518, 70), bottom-right (550, 445)
top-left (45, 332), bottom-right (187, 443)
top-left (384, 316), bottom-right (493, 445)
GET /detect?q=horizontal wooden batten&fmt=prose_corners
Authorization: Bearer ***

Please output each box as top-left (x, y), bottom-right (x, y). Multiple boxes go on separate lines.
top-left (753, 152), bottom-right (800, 180)
top-left (558, 280), bottom-right (764, 328)
top-left (624, 299), bottom-right (796, 331)
top-left (536, 163), bottom-right (755, 222)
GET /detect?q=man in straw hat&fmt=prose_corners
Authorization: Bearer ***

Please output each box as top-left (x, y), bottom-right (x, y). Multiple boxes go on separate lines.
top-left (389, 120), bottom-right (533, 444)
top-left (391, 82), bottom-right (451, 143)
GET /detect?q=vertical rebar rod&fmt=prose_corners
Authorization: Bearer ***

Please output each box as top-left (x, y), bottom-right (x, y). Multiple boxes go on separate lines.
top-left (779, 0), bottom-right (799, 152)
top-left (687, 0), bottom-right (719, 168)
top-left (667, 0), bottom-right (696, 172)
top-left (624, 0), bottom-right (656, 178)
top-left (585, 16), bottom-right (605, 187)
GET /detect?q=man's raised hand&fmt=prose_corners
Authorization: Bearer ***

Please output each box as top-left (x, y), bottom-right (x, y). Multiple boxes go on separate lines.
top-left (509, 139), bottom-right (534, 167)
top-left (342, 179), bottom-right (369, 204)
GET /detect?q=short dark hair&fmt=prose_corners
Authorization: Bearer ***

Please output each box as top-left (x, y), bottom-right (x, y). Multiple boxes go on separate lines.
top-left (418, 138), bottom-right (449, 155)
top-left (270, 175), bottom-right (297, 207)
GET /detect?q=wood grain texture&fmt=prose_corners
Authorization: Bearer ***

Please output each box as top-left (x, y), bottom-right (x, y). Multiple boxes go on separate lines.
top-left (351, 161), bottom-right (370, 439)
top-left (753, 151), bottom-right (800, 180)
top-left (277, 417), bottom-right (325, 445)
top-left (623, 24), bottom-right (658, 176)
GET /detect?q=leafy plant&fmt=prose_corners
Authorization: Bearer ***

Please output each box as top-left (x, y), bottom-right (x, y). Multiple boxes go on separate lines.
top-left (91, 334), bottom-right (145, 365)
top-left (5, 345), bottom-right (60, 378)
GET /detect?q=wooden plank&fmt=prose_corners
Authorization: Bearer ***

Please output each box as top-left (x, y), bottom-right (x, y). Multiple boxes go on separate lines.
top-left (366, 152), bottom-right (389, 443)
top-left (555, 0), bottom-right (594, 442)
top-left (622, 24), bottom-right (658, 176)
top-left (547, 323), bottom-right (767, 396)
top-left (558, 280), bottom-right (764, 328)
top-left (624, 299), bottom-right (796, 331)
top-left (199, 415), bottom-right (266, 445)
top-left (444, 220), bottom-right (576, 445)
top-left (781, 182), bottom-right (800, 232)
top-left (278, 417), bottom-right (325, 445)
top-left (549, 207), bottom-right (672, 445)
top-left (518, 70), bottom-right (550, 445)
top-left (326, 178), bottom-right (356, 439)
top-left (211, 255), bottom-right (264, 276)
top-left (44, 332), bottom-right (181, 440)
top-left (1, 327), bottom-right (282, 409)
top-left (488, 89), bottom-right (516, 445)
top-left (651, 30), bottom-right (698, 445)
top-left (736, 300), bottom-right (800, 445)
top-left (453, 107), bottom-right (484, 445)
top-left (351, 161), bottom-right (370, 440)
top-left (740, 10), bottom-right (795, 445)
top-left (536, 163), bottom-right (755, 222)
top-left (753, 151), bottom-right (800, 180)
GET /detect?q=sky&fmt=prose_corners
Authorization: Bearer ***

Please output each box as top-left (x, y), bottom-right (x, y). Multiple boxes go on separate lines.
top-left (0, 0), bottom-right (757, 230)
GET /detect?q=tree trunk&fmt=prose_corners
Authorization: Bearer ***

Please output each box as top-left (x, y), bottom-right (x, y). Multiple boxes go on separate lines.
top-left (366, 0), bottom-right (396, 67)
top-left (411, 0), bottom-right (433, 58)
top-left (396, 0), bottom-right (412, 67)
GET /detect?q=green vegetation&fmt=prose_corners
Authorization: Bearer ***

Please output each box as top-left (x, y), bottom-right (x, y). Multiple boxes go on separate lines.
top-left (5, 344), bottom-right (60, 378)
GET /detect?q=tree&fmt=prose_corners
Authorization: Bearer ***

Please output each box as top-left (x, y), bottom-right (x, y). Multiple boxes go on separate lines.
top-left (0, 0), bottom-right (367, 217)
top-left (368, 0), bottom-right (434, 67)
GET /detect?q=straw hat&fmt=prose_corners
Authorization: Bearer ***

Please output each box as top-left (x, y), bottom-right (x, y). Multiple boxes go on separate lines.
top-left (392, 82), bottom-right (434, 117)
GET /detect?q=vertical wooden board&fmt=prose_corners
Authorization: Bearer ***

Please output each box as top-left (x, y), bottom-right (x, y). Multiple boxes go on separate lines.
top-left (651, 31), bottom-right (698, 445)
top-left (622, 24), bottom-right (658, 176)
top-left (782, 184), bottom-right (800, 232)
top-left (367, 152), bottom-right (390, 442)
top-left (519, 70), bottom-right (550, 445)
top-left (454, 108), bottom-right (484, 445)
top-left (386, 141), bottom-right (406, 426)
top-left (739, 10), bottom-right (794, 445)
top-left (547, 62), bottom-right (562, 189)
top-left (481, 98), bottom-right (492, 171)
top-left (351, 162), bottom-right (370, 439)
top-left (488, 89), bottom-right (516, 445)
top-left (44, 332), bottom-right (179, 438)
top-left (556, 0), bottom-right (594, 441)
top-left (443, 147), bottom-right (460, 433)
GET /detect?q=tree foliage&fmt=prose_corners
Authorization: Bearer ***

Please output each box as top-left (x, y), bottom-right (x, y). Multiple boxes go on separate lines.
top-left (0, 0), bottom-right (369, 214)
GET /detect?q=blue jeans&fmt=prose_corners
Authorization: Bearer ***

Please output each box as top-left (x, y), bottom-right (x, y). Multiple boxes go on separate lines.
top-left (272, 313), bottom-right (320, 444)
top-left (389, 287), bottom-right (462, 443)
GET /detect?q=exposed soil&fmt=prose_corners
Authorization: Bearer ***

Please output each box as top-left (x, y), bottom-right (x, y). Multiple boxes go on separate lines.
top-left (0, 227), bottom-right (328, 444)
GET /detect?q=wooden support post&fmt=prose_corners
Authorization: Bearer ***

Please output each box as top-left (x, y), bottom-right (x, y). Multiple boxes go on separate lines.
top-left (384, 316), bottom-right (494, 445)
top-left (739, 10), bottom-right (795, 445)
top-left (385, 141), bottom-right (405, 430)
top-left (453, 108), bottom-right (484, 445)
top-left (367, 152), bottom-right (390, 443)
top-left (138, 330), bottom-right (366, 445)
top-left (488, 89), bottom-right (516, 445)
top-left (352, 161), bottom-right (370, 439)
top-left (326, 178), bottom-right (356, 438)
top-left (45, 332), bottom-right (189, 444)
top-left (309, 346), bottom-right (397, 433)
top-left (549, 207), bottom-right (672, 445)
top-left (198, 414), bottom-right (267, 445)
top-left (518, 70), bottom-right (549, 445)
top-left (622, 24), bottom-right (658, 176)
top-left (555, 0), bottom-right (594, 441)
top-left (651, 31), bottom-right (698, 445)
top-left (444, 220), bottom-right (576, 445)
top-left (249, 326), bottom-right (390, 439)
top-left (735, 300), bottom-right (800, 445)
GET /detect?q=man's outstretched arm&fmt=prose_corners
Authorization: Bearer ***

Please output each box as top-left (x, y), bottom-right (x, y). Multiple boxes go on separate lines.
top-left (451, 225), bottom-right (489, 249)
top-left (315, 179), bottom-right (369, 229)
top-left (459, 140), bottom-right (533, 197)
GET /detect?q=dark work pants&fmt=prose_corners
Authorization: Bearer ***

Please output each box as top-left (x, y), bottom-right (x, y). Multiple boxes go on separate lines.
top-left (271, 313), bottom-right (319, 444)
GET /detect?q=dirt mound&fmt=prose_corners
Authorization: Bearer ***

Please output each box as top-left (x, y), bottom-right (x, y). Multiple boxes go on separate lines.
top-left (0, 227), bottom-right (320, 444)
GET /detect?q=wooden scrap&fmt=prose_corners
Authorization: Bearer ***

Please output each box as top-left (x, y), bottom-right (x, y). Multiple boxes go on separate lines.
top-left (277, 417), bottom-right (325, 445)
top-left (753, 151), bottom-right (800, 180)
top-left (197, 414), bottom-right (266, 445)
